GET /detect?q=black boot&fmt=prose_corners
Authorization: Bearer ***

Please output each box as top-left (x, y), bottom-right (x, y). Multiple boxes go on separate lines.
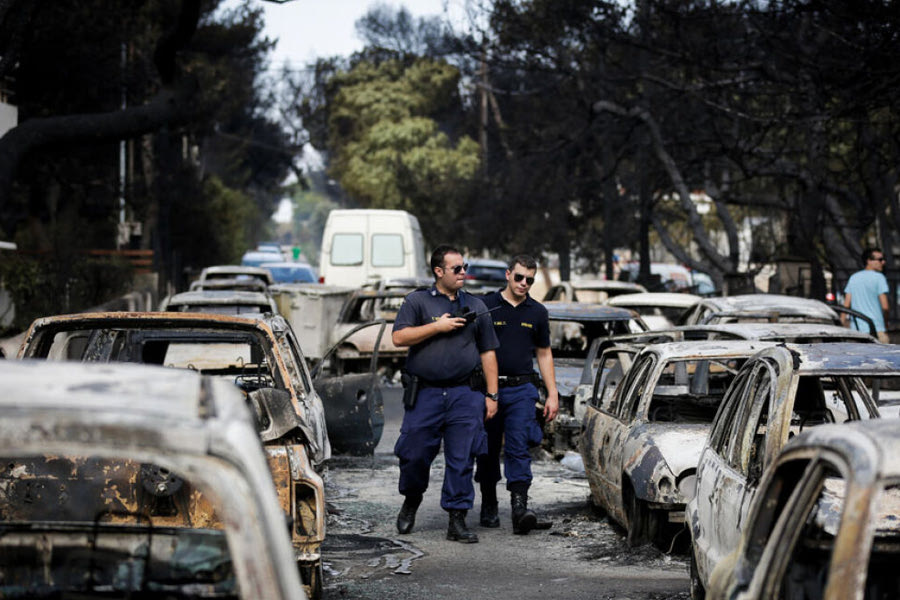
top-left (446, 509), bottom-right (479, 543)
top-left (511, 492), bottom-right (537, 535)
top-left (396, 494), bottom-right (422, 535)
top-left (480, 484), bottom-right (500, 528)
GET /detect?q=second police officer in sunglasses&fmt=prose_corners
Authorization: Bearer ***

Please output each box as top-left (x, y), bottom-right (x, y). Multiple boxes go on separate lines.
top-left (392, 244), bottom-right (500, 543)
top-left (475, 254), bottom-right (559, 534)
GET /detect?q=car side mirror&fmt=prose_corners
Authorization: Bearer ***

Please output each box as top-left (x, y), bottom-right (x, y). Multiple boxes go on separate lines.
top-left (246, 388), bottom-right (301, 442)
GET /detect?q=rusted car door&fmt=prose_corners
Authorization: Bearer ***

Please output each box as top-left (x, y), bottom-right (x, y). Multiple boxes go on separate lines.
top-left (594, 353), bottom-right (657, 524)
top-left (312, 319), bottom-right (387, 455)
top-left (693, 361), bottom-right (774, 581)
top-left (581, 347), bottom-right (636, 512)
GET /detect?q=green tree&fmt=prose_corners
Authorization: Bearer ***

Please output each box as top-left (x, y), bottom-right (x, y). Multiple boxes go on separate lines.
top-left (316, 57), bottom-right (481, 243)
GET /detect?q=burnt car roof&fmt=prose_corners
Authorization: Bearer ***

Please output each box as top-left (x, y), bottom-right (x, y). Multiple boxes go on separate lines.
top-left (20, 311), bottom-right (288, 342)
top-left (752, 342), bottom-right (900, 375)
top-left (676, 322), bottom-right (877, 341)
top-left (696, 294), bottom-right (838, 319)
top-left (637, 339), bottom-right (781, 359)
top-left (606, 292), bottom-right (701, 308)
top-left (545, 301), bottom-right (643, 322)
top-left (165, 290), bottom-right (276, 305)
top-left (199, 265), bottom-right (275, 284)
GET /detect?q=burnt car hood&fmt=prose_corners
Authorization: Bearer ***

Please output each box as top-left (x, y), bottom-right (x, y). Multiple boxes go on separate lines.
top-left (627, 422), bottom-right (710, 477)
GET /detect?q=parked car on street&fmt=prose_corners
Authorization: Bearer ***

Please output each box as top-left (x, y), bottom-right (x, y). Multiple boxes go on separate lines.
top-left (580, 340), bottom-right (778, 548)
top-left (607, 292), bottom-right (701, 330)
top-left (705, 418), bottom-right (900, 600)
top-left (0, 360), bottom-right (306, 600)
top-left (687, 342), bottom-right (899, 599)
top-left (463, 257), bottom-right (509, 293)
top-left (543, 279), bottom-right (647, 303)
top-left (159, 289), bottom-right (279, 314)
top-left (16, 311), bottom-right (354, 597)
top-left (262, 261), bottom-right (318, 284)
top-left (540, 301), bottom-right (648, 457)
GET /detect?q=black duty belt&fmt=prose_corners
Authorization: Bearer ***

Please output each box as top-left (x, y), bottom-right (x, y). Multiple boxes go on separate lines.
top-left (498, 374), bottom-right (533, 388)
top-left (419, 373), bottom-right (473, 389)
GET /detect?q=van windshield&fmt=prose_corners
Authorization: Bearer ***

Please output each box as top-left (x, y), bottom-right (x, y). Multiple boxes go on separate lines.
top-left (332, 233), bottom-right (363, 266)
top-left (372, 234), bottom-right (404, 267)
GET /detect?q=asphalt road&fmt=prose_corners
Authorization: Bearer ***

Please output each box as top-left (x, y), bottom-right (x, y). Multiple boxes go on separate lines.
top-left (321, 385), bottom-right (691, 600)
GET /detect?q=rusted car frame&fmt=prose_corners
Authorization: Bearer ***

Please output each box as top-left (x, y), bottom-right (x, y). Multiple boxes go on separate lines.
top-left (687, 342), bottom-right (898, 599)
top-left (540, 301), bottom-right (648, 457)
top-left (706, 419), bottom-right (900, 600)
top-left (329, 289), bottom-right (410, 377)
top-left (311, 319), bottom-right (388, 455)
top-left (0, 360), bottom-right (305, 599)
top-left (580, 340), bottom-right (779, 548)
top-left (17, 311), bottom-right (328, 598)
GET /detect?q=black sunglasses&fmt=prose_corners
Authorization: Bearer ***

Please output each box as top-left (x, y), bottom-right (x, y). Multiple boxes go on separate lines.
top-left (446, 263), bottom-right (469, 274)
top-left (513, 273), bottom-right (535, 285)
top-left (871, 256), bottom-right (886, 262)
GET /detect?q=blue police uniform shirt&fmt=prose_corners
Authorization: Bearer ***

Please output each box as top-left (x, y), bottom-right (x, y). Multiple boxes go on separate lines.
top-left (844, 269), bottom-right (889, 332)
top-left (482, 290), bottom-right (551, 376)
top-left (393, 285), bottom-right (499, 382)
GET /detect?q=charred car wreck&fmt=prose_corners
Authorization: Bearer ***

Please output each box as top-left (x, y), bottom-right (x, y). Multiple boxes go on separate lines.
top-left (16, 311), bottom-right (352, 597)
top-left (0, 360), bottom-right (305, 599)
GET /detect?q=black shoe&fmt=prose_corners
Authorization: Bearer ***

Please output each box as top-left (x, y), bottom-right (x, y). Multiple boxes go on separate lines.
top-left (511, 492), bottom-right (537, 535)
top-left (447, 509), bottom-right (479, 543)
top-left (396, 495), bottom-right (422, 535)
top-left (480, 502), bottom-right (500, 528)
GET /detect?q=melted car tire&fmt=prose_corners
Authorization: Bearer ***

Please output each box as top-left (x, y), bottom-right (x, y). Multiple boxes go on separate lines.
top-left (625, 487), bottom-right (659, 548)
top-left (301, 560), bottom-right (324, 600)
top-left (689, 549), bottom-right (706, 600)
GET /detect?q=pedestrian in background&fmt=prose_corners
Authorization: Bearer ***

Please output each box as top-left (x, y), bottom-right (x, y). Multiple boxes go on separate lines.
top-left (392, 244), bottom-right (500, 543)
top-left (843, 247), bottom-right (891, 343)
top-left (475, 254), bottom-right (559, 534)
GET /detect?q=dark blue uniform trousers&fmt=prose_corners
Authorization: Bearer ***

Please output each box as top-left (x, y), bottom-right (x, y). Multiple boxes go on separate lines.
top-left (475, 383), bottom-right (544, 490)
top-left (394, 385), bottom-right (487, 510)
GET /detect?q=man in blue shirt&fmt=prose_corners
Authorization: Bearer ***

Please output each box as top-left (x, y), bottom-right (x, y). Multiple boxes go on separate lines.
top-left (392, 244), bottom-right (500, 543)
top-left (475, 254), bottom-right (559, 534)
top-left (842, 247), bottom-right (890, 343)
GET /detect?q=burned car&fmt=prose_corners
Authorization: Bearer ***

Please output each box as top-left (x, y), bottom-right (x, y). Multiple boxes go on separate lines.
top-left (543, 279), bottom-right (647, 303)
top-left (687, 342), bottom-right (897, 599)
top-left (580, 340), bottom-right (778, 547)
top-left (328, 288), bottom-right (408, 376)
top-left (16, 311), bottom-right (352, 597)
top-left (705, 419), bottom-right (900, 600)
top-left (540, 301), bottom-right (648, 457)
top-left (196, 265), bottom-right (275, 288)
top-left (606, 292), bottom-right (701, 330)
top-left (159, 289), bottom-right (279, 315)
top-left (190, 278), bottom-right (269, 293)
top-left (677, 293), bottom-right (876, 335)
top-left (0, 360), bottom-right (305, 599)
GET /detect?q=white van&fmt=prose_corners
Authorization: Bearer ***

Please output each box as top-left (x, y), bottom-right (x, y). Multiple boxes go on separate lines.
top-left (319, 209), bottom-right (429, 287)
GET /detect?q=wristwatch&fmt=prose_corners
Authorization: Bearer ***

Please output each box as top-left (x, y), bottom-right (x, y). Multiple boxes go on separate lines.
top-left (485, 392), bottom-right (499, 401)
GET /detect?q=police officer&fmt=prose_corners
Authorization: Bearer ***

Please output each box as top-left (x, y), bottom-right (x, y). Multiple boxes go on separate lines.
top-left (475, 254), bottom-right (559, 534)
top-left (392, 244), bottom-right (500, 543)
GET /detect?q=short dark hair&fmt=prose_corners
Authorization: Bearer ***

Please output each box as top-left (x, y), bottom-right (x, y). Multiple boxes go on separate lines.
top-left (508, 254), bottom-right (537, 271)
top-left (430, 244), bottom-right (461, 279)
top-left (863, 247), bottom-right (883, 263)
